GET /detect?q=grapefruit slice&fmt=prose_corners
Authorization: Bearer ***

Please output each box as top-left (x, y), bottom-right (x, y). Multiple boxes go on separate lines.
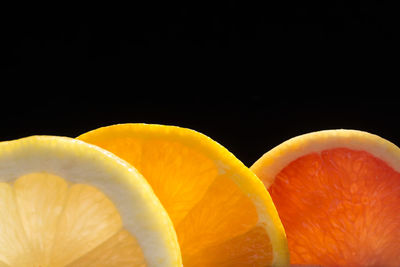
top-left (251, 129), bottom-right (400, 267)
top-left (77, 123), bottom-right (289, 266)
top-left (0, 136), bottom-right (181, 266)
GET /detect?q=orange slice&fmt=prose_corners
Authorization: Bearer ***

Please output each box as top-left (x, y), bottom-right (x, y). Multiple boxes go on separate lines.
top-left (251, 129), bottom-right (400, 267)
top-left (77, 123), bottom-right (289, 266)
top-left (0, 136), bottom-right (181, 266)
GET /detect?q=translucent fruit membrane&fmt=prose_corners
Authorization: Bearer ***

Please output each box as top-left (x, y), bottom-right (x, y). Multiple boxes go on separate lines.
top-left (0, 173), bottom-right (146, 267)
top-left (89, 137), bottom-right (273, 267)
top-left (269, 148), bottom-right (400, 267)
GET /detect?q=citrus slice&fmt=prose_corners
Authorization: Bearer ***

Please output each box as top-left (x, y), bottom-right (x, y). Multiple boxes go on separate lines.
top-left (250, 129), bottom-right (400, 267)
top-left (77, 123), bottom-right (289, 266)
top-left (0, 136), bottom-right (181, 266)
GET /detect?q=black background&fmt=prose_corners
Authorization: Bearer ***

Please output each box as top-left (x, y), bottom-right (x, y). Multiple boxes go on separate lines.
top-left (2, 2), bottom-right (397, 166)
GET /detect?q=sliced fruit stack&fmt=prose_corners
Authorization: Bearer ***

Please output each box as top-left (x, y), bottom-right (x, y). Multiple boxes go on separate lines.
top-left (0, 124), bottom-right (289, 266)
top-left (1, 125), bottom-right (399, 266)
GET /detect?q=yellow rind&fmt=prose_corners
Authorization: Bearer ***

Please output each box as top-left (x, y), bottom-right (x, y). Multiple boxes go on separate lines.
top-left (78, 123), bottom-right (290, 266)
top-left (0, 135), bottom-right (182, 267)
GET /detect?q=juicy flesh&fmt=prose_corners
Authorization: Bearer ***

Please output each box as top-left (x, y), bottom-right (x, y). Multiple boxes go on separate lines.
top-left (84, 137), bottom-right (273, 266)
top-left (269, 148), bottom-right (400, 267)
top-left (0, 173), bottom-right (146, 267)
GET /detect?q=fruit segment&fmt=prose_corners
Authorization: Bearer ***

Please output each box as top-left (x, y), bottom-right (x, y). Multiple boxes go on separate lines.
top-left (14, 173), bottom-right (69, 265)
top-left (183, 226), bottom-right (273, 267)
top-left (68, 229), bottom-right (146, 267)
top-left (128, 139), bottom-right (220, 226)
top-left (0, 183), bottom-right (31, 266)
top-left (176, 173), bottom-right (259, 258)
top-left (49, 184), bottom-right (123, 265)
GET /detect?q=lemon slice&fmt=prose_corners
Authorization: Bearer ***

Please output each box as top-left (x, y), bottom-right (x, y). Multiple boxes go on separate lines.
top-left (0, 136), bottom-right (181, 267)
